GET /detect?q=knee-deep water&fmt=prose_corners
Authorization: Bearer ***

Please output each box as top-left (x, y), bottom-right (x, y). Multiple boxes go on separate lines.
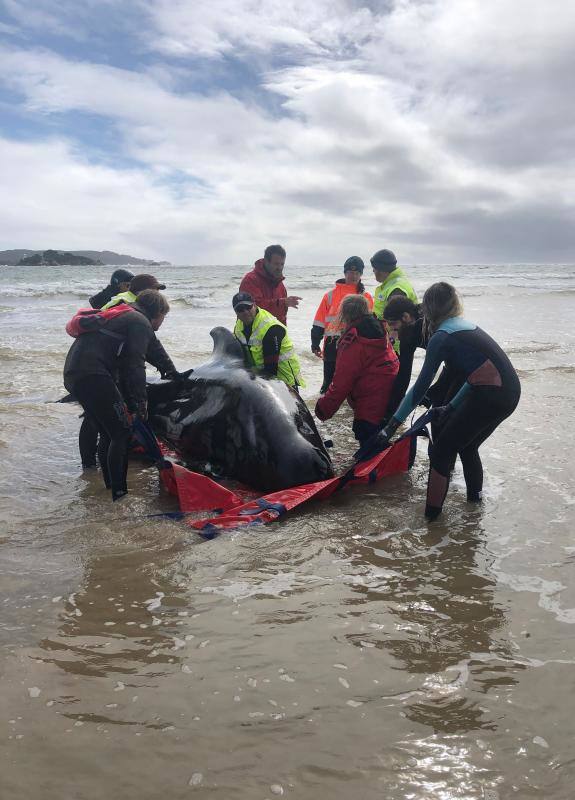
top-left (1, 262), bottom-right (574, 800)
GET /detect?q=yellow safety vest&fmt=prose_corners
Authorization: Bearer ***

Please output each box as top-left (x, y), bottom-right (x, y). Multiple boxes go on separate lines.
top-left (372, 267), bottom-right (418, 353)
top-left (101, 290), bottom-right (137, 310)
top-left (234, 308), bottom-right (305, 388)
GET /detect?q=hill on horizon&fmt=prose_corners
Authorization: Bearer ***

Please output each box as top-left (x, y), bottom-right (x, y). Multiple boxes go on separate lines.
top-left (0, 248), bottom-right (170, 266)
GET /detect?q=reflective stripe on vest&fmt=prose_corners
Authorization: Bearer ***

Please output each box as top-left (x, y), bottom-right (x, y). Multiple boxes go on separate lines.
top-left (234, 308), bottom-right (305, 387)
top-left (373, 268), bottom-right (418, 353)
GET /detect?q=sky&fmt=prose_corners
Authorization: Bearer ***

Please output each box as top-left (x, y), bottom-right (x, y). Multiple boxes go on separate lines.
top-left (1, 0), bottom-right (574, 264)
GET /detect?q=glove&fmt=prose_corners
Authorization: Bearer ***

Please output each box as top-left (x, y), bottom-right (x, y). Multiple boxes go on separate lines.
top-left (135, 400), bottom-right (148, 421)
top-left (311, 345), bottom-right (322, 358)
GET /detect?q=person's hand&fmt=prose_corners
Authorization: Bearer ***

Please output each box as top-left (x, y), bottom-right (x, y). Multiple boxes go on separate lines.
top-left (135, 400), bottom-right (148, 421)
top-left (285, 296), bottom-right (302, 309)
top-left (311, 346), bottom-right (323, 358)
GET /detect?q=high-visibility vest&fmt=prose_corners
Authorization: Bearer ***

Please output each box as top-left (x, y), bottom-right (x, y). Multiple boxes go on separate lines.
top-left (234, 308), bottom-right (305, 388)
top-left (313, 282), bottom-right (373, 338)
top-left (372, 268), bottom-right (418, 353)
top-left (373, 268), bottom-right (418, 319)
top-left (101, 290), bottom-right (137, 310)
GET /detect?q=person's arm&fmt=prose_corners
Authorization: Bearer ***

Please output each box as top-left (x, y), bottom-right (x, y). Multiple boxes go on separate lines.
top-left (89, 286), bottom-right (113, 309)
top-left (386, 330), bottom-right (417, 415)
top-left (391, 332), bottom-right (447, 424)
top-left (315, 341), bottom-right (361, 420)
top-left (311, 293), bottom-right (328, 353)
top-left (145, 335), bottom-right (177, 378)
top-left (121, 319), bottom-right (153, 411)
top-left (261, 325), bottom-right (286, 376)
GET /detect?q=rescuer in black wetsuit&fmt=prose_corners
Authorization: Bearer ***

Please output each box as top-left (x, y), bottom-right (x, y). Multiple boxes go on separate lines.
top-left (382, 296), bottom-right (456, 418)
top-left (64, 290), bottom-right (177, 501)
top-left (78, 269), bottom-right (135, 467)
top-left (375, 283), bottom-right (521, 520)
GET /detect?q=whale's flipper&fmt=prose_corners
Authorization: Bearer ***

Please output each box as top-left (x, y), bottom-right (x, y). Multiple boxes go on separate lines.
top-left (210, 326), bottom-right (245, 363)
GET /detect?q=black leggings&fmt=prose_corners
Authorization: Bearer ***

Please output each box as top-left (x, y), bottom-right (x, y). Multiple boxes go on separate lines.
top-left (73, 375), bottom-right (132, 500)
top-left (426, 386), bottom-right (520, 518)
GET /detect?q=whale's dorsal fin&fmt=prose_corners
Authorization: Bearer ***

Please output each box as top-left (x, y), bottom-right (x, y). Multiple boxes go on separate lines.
top-left (210, 326), bottom-right (245, 362)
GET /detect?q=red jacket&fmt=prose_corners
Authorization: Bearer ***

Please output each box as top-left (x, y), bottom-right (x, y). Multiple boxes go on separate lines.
top-left (239, 259), bottom-right (288, 324)
top-left (315, 315), bottom-right (399, 424)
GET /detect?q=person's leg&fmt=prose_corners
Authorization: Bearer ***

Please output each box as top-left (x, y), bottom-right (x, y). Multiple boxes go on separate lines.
top-left (73, 375), bottom-right (132, 500)
top-left (79, 414), bottom-right (99, 468)
top-left (352, 419), bottom-right (380, 445)
top-left (321, 337), bottom-right (338, 393)
top-left (458, 396), bottom-right (517, 501)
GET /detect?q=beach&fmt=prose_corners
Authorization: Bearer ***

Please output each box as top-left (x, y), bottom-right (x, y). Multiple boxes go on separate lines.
top-left (1, 262), bottom-right (575, 799)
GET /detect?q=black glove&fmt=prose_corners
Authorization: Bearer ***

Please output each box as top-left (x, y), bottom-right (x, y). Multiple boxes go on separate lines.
top-left (135, 400), bottom-right (148, 421)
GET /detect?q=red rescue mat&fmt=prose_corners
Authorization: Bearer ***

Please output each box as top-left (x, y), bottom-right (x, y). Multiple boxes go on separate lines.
top-left (157, 436), bottom-right (413, 533)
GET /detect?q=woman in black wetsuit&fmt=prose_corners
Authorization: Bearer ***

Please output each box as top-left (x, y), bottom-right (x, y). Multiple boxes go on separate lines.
top-left (64, 290), bottom-right (176, 501)
top-left (378, 282), bottom-right (521, 520)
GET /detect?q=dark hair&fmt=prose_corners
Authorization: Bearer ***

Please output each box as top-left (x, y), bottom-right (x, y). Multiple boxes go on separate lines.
top-left (356, 280), bottom-right (365, 294)
top-left (383, 296), bottom-right (419, 322)
top-left (135, 289), bottom-right (170, 319)
top-left (264, 244), bottom-right (286, 262)
top-left (422, 282), bottom-right (463, 336)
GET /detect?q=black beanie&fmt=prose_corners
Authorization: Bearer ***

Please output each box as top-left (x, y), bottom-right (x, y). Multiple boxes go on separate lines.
top-left (370, 249), bottom-right (397, 269)
top-left (343, 256), bottom-right (365, 273)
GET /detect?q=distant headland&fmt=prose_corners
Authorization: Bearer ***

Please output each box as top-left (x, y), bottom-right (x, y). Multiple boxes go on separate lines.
top-left (0, 249), bottom-right (171, 267)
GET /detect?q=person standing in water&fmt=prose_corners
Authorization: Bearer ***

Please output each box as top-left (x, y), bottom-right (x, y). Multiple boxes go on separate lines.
top-left (239, 244), bottom-right (302, 326)
top-left (315, 294), bottom-right (398, 445)
top-left (374, 282), bottom-right (521, 520)
top-left (311, 256), bottom-right (373, 393)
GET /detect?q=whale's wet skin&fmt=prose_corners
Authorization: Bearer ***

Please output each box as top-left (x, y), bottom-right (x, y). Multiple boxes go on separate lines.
top-left (1, 263), bottom-right (575, 800)
top-left (147, 327), bottom-right (333, 490)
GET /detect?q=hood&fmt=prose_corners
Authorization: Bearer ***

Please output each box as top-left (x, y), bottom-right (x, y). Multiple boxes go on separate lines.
top-left (352, 314), bottom-right (387, 340)
top-left (254, 258), bottom-right (285, 286)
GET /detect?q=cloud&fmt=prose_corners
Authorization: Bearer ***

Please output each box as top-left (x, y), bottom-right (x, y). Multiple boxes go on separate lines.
top-left (0, 0), bottom-right (574, 263)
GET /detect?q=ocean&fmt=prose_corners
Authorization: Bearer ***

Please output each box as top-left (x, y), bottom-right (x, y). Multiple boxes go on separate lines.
top-left (1, 261), bottom-right (574, 799)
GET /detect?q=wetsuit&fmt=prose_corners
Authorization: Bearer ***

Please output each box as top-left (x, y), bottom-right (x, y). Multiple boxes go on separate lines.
top-left (64, 304), bottom-right (176, 500)
top-left (386, 312), bottom-right (458, 418)
top-left (391, 317), bottom-right (520, 518)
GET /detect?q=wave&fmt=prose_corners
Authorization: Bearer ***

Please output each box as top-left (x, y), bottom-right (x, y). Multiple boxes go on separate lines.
top-left (171, 294), bottom-right (222, 308)
top-left (506, 343), bottom-right (562, 355)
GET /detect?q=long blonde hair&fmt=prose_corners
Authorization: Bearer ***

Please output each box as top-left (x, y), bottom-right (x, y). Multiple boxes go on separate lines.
top-left (336, 294), bottom-right (369, 331)
top-left (422, 282), bottom-right (463, 338)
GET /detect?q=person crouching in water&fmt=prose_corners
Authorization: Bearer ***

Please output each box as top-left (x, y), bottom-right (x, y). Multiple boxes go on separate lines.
top-left (311, 257), bottom-right (373, 394)
top-left (314, 295), bottom-right (398, 444)
top-left (375, 282), bottom-right (521, 520)
top-left (233, 292), bottom-right (305, 388)
top-left (64, 290), bottom-right (174, 501)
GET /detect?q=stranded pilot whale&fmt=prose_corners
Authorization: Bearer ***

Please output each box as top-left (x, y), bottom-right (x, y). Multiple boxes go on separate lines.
top-left (146, 327), bottom-right (334, 491)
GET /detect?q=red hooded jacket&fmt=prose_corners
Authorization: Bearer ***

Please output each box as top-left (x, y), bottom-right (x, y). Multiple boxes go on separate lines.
top-left (239, 259), bottom-right (288, 324)
top-left (315, 315), bottom-right (399, 424)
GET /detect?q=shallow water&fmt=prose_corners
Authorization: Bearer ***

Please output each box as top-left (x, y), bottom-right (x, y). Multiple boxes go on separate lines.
top-left (1, 262), bottom-right (575, 799)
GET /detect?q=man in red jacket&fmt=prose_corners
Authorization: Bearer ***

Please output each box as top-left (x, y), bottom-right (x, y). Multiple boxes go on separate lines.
top-left (239, 244), bottom-right (301, 325)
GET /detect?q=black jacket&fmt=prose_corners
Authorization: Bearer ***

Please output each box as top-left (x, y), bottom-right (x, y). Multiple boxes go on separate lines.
top-left (63, 305), bottom-right (175, 405)
top-left (89, 285), bottom-right (116, 309)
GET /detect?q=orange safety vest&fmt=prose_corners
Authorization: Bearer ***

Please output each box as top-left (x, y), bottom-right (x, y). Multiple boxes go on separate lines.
top-left (313, 281), bottom-right (373, 339)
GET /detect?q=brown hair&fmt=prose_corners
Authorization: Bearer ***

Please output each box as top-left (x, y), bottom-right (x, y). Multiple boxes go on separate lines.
top-left (135, 289), bottom-right (170, 319)
top-left (337, 294), bottom-right (370, 330)
top-left (422, 282), bottom-right (463, 337)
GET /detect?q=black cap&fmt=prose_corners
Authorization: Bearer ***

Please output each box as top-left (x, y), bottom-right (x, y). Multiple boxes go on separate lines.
top-left (370, 249), bottom-right (397, 269)
top-left (130, 274), bottom-right (166, 293)
top-left (110, 268), bottom-right (134, 287)
top-left (343, 256), bottom-right (365, 273)
top-left (232, 291), bottom-right (255, 312)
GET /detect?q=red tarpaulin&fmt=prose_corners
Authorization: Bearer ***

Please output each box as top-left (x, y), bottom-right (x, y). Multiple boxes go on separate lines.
top-left (157, 436), bottom-right (414, 533)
